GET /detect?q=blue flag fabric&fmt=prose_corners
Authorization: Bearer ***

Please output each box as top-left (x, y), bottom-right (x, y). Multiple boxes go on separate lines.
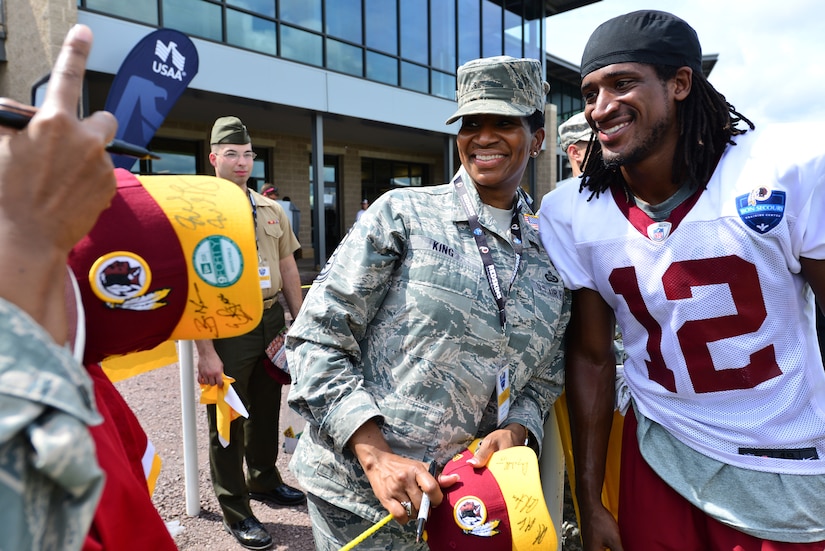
top-left (104, 28), bottom-right (199, 170)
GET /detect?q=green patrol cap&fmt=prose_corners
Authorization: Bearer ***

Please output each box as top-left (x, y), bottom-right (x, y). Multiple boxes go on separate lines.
top-left (446, 56), bottom-right (550, 125)
top-left (211, 116), bottom-right (251, 145)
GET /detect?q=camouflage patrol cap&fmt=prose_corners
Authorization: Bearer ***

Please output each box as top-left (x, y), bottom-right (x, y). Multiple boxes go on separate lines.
top-left (446, 56), bottom-right (550, 125)
top-left (558, 112), bottom-right (593, 150)
top-left (211, 116), bottom-right (251, 145)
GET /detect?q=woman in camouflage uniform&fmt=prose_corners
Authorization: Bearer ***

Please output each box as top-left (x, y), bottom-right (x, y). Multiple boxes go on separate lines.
top-left (287, 55), bottom-right (570, 550)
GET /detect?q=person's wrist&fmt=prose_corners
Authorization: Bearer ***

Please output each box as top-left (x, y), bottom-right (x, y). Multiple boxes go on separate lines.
top-left (505, 422), bottom-right (528, 445)
top-left (514, 423), bottom-right (540, 453)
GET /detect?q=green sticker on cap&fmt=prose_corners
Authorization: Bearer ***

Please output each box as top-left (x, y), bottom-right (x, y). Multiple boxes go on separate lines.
top-left (193, 236), bottom-right (244, 287)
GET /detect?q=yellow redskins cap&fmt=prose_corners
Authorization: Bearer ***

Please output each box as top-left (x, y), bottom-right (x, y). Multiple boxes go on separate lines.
top-left (69, 169), bottom-right (262, 364)
top-left (427, 445), bottom-right (558, 551)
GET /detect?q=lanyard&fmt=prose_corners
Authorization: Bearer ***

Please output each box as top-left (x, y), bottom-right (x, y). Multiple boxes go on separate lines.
top-left (454, 176), bottom-right (523, 329)
top-left (248, 190), bottom-right (262, 259)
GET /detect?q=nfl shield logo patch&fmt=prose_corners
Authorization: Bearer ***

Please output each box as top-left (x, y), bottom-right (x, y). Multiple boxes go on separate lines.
top-left (736, 187), bottom-right (786, 234)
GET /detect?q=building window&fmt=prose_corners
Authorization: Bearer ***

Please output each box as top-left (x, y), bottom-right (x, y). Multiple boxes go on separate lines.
top-left (281, 24), bottom-right (323, 66)
top-left (163, 0), bottom-right (222, 42)
top-left (361, 158), bottom-right (430, 200)
top-left (430, 1), bottom-right (456, 73)
top-left (326, 38), bottom-right (362, 77)
top-left (482, 0), bottom-right (503, 58)
top-left (366, 51), bottom-right (397, 87)
top-left (400, 0), bottom-right (428, 66)
top-left (79, 0), bottom-right (545, 98)
top-left (504, 6), bottom-right (523, 58)
top-left (401, 61), bottom-right (428, 94)
top-left (280, 0), bottom-right (322, 32)
top-left (137, 137), bottom-right (201, 175)
top-left (326, 0), bottom-right (362, 43)
top-left (551, 79), bottom-right (586, 122)
top-left (365, 0), bottom-right (397, 55)
top-left (227, 0), bottom-right (274, 18)
top-left (432, 70), bottom-right (456, 101)
top-left (84, 0), bottom-right (159, 25)
top-left (227, 8), bottom-right (277, 56)
top-left (458, 0), bottom-right (481, 65)
top-left (523, 17), bottom-right (542, 61)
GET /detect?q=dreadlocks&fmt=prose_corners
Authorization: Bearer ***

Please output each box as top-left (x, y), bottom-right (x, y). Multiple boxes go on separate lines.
top-left (579, 64), bottom-right (755, 200)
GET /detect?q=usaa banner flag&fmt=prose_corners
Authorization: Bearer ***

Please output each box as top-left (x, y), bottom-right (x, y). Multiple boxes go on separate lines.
top-left (104, 28), bottom-right (199, 170)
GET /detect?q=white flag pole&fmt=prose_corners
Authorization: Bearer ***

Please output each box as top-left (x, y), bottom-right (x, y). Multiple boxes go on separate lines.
top-left (177, 340), bottom-right (200, 516)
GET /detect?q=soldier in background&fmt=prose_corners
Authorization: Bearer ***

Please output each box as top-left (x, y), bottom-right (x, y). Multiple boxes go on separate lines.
top-left (196, 117), bottom-right (305, 551)
top-left (556, 111), bottom-right (592, 188)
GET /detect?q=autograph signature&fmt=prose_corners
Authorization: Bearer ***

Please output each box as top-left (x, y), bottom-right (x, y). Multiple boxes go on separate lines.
top-left (189, 282), bottom-right (254, 337)
top-left (165, 178), bottom-right (229, 231)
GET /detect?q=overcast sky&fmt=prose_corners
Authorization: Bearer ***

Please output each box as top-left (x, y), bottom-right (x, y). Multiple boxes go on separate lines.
top-left (545, 0), bottom-right (825, 125)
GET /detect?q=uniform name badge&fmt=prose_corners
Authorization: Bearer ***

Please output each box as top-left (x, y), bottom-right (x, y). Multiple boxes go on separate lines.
top-left (258, 263), bottom-right (272, 289)
top-left (496, 366), bottom-right (511, 426)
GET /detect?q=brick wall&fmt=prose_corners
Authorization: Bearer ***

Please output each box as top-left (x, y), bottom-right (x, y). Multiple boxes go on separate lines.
top-left (0, 0), bottom-right (76, 102)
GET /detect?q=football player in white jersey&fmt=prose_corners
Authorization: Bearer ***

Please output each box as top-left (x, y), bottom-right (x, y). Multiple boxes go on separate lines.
top-left (539, 10), bottom-right (825, 551)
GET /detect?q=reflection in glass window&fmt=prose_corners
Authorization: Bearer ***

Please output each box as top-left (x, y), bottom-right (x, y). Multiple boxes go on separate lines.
top-left (366, 51), bottom-right (397, 86)
top-left (458, 0), bottom-right (480, 65)
top-left (252, 157), bottom-right (266, 180)
top-left (327, 39), bottom-right (363, 77)
top-left (138, 137), bottom-right (200, 175)
top-left (326, 0), bottom-right (362, 43)
top-left (227, 0), bottom-right (274, 18)
top-left (401, 62), bottom-right (428, 94)
top-left (163, 0), bottom-right (222, 41)
top-left (362, 158), bottom-right (430, 199)
top-left (227, 9), bottom-right (277, 56)
top-left (432, 70), bottom-right (456, 101)
top-left (147, 152), bottom-right (197, 175)
top-left (392, 163), bottom-right (410, 186)
top-left (524, 18), bottom-right (542, 61)
top-left (409, 163), bottom-right (424, 186)
top-left (280, 0), bottom-right (322, 32)
top-left (85, 0), bottom-right (158, 25)
top-left (482, 0), bottom-right (502, 57)
top-left (281, 25), bottom-right (323, 67)
top-left (400, 0), bottom-right (427, 65)
top-left (504, 7), bottom-right (522, 58)
top-left (430, 0), bottom-right (456, 72)
top-left (365, 0), bottom-right (397, 55)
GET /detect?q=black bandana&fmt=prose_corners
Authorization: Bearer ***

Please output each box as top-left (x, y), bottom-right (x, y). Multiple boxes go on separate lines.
top-left (581, 10), bottom-right (702, 78)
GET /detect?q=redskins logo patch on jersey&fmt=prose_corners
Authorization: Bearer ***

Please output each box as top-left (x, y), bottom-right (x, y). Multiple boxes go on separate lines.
top-left (736, 187), bottom-right (786, 234)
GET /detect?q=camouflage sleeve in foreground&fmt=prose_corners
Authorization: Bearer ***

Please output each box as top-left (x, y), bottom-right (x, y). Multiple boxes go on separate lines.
top-left (286, 176), bottom-right (569, 521)
top-left (0, 297), bottom-right (104, 551)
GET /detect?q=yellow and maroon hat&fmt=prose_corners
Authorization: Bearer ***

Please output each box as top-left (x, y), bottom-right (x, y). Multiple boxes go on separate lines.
top-left (69, 169), bottom-right (262, 364)
top-left (427, 445), bottom-right (557, 551)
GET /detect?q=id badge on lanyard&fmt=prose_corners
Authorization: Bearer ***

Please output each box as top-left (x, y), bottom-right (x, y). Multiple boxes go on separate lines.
top-left (258, 259), bottom-right (272, 289)
top-left (496, 366), bottom-right (511, 426)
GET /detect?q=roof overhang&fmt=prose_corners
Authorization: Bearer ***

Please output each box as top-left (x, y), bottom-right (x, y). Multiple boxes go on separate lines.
top-left (492, 0), bottom-right (602, 21)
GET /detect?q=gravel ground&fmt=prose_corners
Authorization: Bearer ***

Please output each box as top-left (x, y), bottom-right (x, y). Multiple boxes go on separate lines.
top-left (115, 362), bottom-right (315, 551)
top-left (116, 364), bottom-right (584, 551)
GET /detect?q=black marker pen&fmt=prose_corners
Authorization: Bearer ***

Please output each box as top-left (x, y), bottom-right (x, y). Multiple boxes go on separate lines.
top-left (0, 101), bottom-right (160, 160)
